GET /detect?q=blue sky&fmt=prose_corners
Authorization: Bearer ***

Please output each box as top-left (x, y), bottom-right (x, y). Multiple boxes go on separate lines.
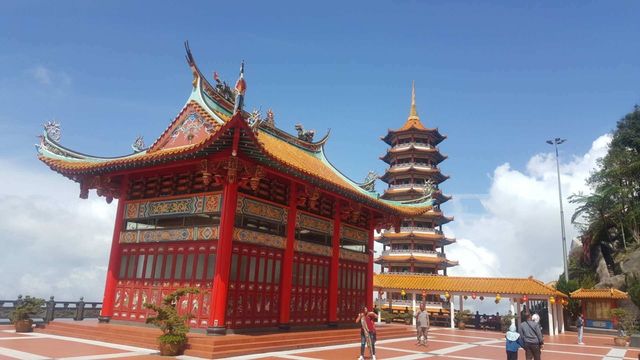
top-left (2, 1), bottom-right (638, 196)
top-left (0, 1), bottom-right (639, 298)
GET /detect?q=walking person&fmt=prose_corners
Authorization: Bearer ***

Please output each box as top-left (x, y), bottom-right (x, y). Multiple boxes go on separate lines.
top-left (506, 324), bottom-right (524, 360)
top-left (576, 313), bottom-right (584, 345)
top-left (415, 303), bottom-right (430, 346)
top-left (518, 314), bottom-right (544, 360)
top-left (356, 306), bottom-right (378, 360)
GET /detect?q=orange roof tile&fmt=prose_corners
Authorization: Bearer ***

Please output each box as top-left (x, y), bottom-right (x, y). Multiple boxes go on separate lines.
top-left (374, 273), bottom-right (566, 297)
top-left (570, 288), bottom-right (628, 300)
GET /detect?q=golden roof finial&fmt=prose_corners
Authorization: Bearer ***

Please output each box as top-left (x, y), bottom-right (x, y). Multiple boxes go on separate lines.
top-left (409, 80), bottom-right (419, 120)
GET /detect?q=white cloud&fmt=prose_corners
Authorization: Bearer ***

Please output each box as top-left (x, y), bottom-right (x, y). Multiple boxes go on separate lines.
top-left (0, 159), bottom-right (114, 301)
top-left (447, 134), bottom-right (612, 283)
top-left (29, 65), bottom-right (71, 88)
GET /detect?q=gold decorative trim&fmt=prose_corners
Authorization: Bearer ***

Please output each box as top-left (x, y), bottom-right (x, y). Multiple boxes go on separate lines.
top-left (232, 228), bottom-right (286, 249)
top-left (295, 241), bottom-right (332, 257)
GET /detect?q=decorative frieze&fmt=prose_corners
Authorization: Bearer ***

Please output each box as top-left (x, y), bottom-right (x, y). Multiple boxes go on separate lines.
top-left (125, 193), bottom-right (222, 219)
top-left (296, 213), bottom-right (333, 234)
top-left (232, 228), bottom-right (286, 249)
top-left (236, 196), bottom-right (288, 224)
top-left (119, 226), bottom-right (219, 244)
top-left (340, 225), bottom-right (368, 243)
top-left (295, 241), bottom-right (332, 257)
top-left (339, 249), bottom-right (370, 263)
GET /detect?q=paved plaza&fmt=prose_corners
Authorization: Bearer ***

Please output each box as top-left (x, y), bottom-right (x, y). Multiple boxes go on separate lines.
top-left (0, 325), bottom-right (637, 360)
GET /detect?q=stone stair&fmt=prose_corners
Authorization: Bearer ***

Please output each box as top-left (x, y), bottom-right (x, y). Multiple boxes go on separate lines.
top-left (37, 321), bottom-right (414, 358)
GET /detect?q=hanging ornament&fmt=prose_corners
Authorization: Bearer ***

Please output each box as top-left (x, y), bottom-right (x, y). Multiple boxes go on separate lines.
top-left (522, 295), bottom-right (528, 302)
top-left (463, 295), bottom-right (468, 300)
top-left (495, 294), bottom-right (501, 303)
top-left (495, 299), bottom-right (500, 304)
top-left (422, 290), bottom-right (427, 297)
top-left (549, 296), bottom-right (556, 304)
top-left (445, 292), bottom-right (451, 300)
top-left (471, 292), bottom-right (477, 300)
top-left (479, 295), bottom-right (484, 301)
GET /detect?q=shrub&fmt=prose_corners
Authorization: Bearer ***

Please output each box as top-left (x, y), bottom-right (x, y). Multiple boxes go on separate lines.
top-left (143, 288), bottom-right (201, 345)
top-left (11, 296), bottom-right (45, 323)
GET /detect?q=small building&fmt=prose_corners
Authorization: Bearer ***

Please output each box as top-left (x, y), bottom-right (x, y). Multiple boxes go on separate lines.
top-left (35, 45), bottom-right (433, 334)
top-left (375, 273), bottom-right (568, 335)
top-left (570, 288), bottom-right (629, 330)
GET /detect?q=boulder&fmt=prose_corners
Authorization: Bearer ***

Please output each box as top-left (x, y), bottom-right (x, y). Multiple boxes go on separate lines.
top-left (620, 247), bottom-right (640, 276)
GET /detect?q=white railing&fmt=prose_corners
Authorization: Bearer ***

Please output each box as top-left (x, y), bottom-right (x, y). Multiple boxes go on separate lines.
top-left (382, 249), bottom-right (445, 258)
top-left (392, 142), bottom-right (435, 150)
top-left (390, 162), bottom-right (435, 170)
top-left (400, 226), bottom-right (442, 234)
top-left (383, 271), bottom-right (443, 276)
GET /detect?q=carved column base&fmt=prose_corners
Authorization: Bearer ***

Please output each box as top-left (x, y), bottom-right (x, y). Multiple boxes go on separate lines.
top-left (97, 316), bottom-right (111, 323)
top-left (206, 326), bottom-right (227, 336)
top-left (327, 322), bottom-right (338, 328)
top-left (278, 323), bottom-right (291, 330)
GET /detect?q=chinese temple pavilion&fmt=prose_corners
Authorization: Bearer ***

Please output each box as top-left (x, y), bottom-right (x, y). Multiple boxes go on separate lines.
top-left (36, 44), bottom-right (433, 335)
top-left (375, 83), bottom-right (458, 308)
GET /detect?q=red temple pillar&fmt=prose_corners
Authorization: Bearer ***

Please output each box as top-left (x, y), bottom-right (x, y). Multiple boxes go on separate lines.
top-left (278, 182), bottom-right (297, 329)
top-left (366, 223), bottom-right (374, 310)
top-left (207, 180), bottom-right (239, 335)
top-left (99, 178), bottom-right (128, 322)
top-left (328, 201), bottom-right (341, 326)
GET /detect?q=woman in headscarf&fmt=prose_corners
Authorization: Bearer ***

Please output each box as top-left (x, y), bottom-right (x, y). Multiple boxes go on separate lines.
top-left (506, 323), bottom-right (524, 360)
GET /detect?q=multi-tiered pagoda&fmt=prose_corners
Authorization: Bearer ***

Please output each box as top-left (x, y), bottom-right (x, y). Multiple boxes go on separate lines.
top-left (376, 83), bottom-right (458, 280)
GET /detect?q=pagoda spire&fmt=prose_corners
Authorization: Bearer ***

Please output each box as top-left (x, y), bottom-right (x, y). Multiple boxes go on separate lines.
top-left (409, 80), bottom-right (419, 120)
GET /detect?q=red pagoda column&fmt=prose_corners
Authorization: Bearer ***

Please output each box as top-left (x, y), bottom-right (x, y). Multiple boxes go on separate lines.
top-left (278, 182), bottom-right (298, 329)
top-left (328, 202), bottom-right (341, 326)
top-left (366, 223), bottom-right (374, 310)
top-left (207, 180), bottom-right (239, 335)
top-left (99, 178), bottom-right (128, 322)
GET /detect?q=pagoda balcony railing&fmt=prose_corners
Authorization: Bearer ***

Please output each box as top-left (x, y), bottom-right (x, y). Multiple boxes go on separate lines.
top-left (400, 226), bottom-right (442, 234)
top-left (389, 183), bottom-right (439, 190)
top-left (383, 271), bottom-right (443, 276)
top-left (382, 249), bottom-right (445, 258)
top-left (392, 142), bottom-right (435, 150)
top-left (390, 162), bottom-right (436, 170)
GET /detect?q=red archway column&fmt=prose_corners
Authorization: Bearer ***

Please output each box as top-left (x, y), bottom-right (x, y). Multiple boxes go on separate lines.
top-left (99, 178), bottom-right (128, 322)
top-left (207, 180), bottom-right (239, 335)
top-left (366, 223), bottom-right (374, 310)
top-left (328, 202), bottom-right (341, 326)
top-left (278, 182), bottom-right (298, 329)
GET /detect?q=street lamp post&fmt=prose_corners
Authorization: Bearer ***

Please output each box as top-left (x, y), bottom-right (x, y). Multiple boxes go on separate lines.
top-left (546, 138), bottom-right (569, 282)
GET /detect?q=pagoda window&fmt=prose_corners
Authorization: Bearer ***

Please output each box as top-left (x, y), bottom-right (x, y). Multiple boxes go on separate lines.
top-left (235, 214), bottom-right (285, 236)
top-left (153, 255), bottom-right (164, 280)
top-left (340, 238), bottom-right (366, 253)
top-left (205, 254), bottom-right (216, 281)
top-left (296, 228), bottom-right (331, 247)
top-left (119, 255), bottom-right (129, 278)
top-left (174, 254), bottom-right (184, 280)
top-left (125, 214), bottom-right (220, 231)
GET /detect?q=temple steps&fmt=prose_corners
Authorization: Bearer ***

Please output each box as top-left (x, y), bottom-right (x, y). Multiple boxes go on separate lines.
top-left (37, 320), bottom-right (413, 359)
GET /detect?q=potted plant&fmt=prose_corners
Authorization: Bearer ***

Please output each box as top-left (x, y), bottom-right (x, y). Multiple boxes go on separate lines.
top-left (381, 310), bottom-right (393, 324)
top-left (143, 287), bottom-right (200, 356)
top-left (501, 314), bottom-right (515, 332)
top-left (610, 308), bottom-right (636, 347)
top-left (11, 296), bottom-right (45, 333)
top-left (455, 310), bottom-right (471, 330)
top-left (403, 310), bottom-right (414, 325)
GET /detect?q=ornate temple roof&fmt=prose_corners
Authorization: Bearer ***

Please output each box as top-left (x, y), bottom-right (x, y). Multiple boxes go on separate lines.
top-left (36, 44), bottom-right (434, 218)
top-left (570, 288), bottom-right (628, 300)
top-left (374, 274), bottom-right (567, 298)
top-left (377, 231), bottom-right (456, 246)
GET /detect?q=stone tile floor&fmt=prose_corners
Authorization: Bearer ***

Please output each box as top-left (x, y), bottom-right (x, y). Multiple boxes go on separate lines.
top-left (0, 325), bottom-right (637, 359)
